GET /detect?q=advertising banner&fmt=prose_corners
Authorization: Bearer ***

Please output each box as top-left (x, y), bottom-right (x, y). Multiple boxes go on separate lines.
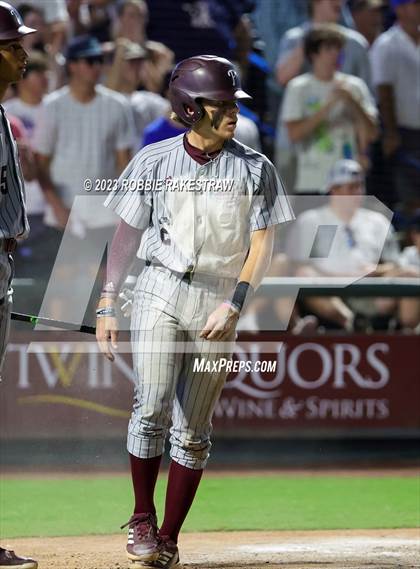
top-left (1, 332), bottom-right (419, 439)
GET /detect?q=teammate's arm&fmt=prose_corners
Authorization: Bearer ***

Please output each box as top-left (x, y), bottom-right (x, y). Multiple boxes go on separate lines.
top-left (35, 152), bottom-right (70, 228)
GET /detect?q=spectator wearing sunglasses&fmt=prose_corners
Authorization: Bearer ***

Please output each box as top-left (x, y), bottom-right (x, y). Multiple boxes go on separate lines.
top-left (33, 34), bottom-right (134, 235)
top-left (285, 159), bottom-right (401, 330)
top-left (32, 35), bottom-right (135, 321)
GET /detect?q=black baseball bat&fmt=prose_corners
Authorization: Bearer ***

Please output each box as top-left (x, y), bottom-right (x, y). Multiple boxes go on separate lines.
top-left (11, 312), bottom-right (96, 335)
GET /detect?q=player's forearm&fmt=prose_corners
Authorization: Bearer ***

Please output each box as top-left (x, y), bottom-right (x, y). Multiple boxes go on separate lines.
top-left (101, 219), bottom-right (143, 298)
top-left (239, 226), bottom-right (275, 289)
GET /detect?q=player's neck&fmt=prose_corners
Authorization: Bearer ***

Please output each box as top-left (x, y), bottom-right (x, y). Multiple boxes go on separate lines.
top-left (69, 80), bottom-right (97, 103)
top-left (186, 130), bottom-right (224, 154)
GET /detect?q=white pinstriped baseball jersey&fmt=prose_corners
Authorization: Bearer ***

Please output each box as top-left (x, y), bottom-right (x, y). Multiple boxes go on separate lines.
top-left (0, 105), bottom-right (28, 241)
top-left (105, 133), bottom-right (294, 277)
top-left (0, 105), bottom-right (28, 375)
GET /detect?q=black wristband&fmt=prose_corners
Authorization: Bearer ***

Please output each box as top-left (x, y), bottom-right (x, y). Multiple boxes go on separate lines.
top-left (231, 281), bottom-right (254, 312)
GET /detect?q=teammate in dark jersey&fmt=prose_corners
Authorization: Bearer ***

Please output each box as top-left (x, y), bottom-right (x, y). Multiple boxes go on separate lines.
top-left (0, 2), bottom-right (37, 567)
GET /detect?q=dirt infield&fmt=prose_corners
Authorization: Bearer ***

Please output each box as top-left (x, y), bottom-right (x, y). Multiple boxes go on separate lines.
top-left (5, 528), bottom-right (419, 569)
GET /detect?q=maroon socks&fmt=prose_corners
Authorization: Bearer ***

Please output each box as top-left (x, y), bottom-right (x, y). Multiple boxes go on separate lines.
top-left (159, 460), bottom-right (203, 543)
top-left (129, 455), bottom-right (203, 542)
top-left (130, 453), bottom-right (162, 515)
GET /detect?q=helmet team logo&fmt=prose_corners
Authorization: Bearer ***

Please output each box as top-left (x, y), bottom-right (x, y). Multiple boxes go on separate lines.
top-left (228, 69), bottom-right (238, 86)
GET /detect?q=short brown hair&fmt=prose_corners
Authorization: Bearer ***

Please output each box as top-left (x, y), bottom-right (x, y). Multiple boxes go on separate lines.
top-left (304, 24), bottom-right (346, 62)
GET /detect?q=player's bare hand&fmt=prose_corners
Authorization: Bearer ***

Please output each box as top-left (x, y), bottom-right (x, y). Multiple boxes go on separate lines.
top-left (96, 299), bottom-right (119, 362)
top-left (199, 302), bottom-right (239, 341)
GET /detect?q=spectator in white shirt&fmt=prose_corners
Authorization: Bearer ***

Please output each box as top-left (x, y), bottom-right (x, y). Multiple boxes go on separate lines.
top-left (281, 25), bottom-right (377, 194)
top-left (32, 35), bottom-right (134, 323)
top-left (370, 0), bottom-right (420, 210)
top-left (286, 159), bottom-right (401, 330)
top-left (33, 35), bottom-right (134, 235)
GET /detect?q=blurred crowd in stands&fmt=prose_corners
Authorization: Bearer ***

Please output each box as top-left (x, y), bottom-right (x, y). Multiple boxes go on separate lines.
top-left (4, 0), bottom-right (419, 333)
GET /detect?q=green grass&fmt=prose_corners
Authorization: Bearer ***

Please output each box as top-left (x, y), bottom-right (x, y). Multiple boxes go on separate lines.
top-left (0, 475), bottom-right (419, 538)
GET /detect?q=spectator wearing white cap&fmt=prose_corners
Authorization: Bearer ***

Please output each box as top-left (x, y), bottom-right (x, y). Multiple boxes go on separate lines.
top-left (104, 38), bottom-right (169, 146)
top-left (113, 0), bottom-right (174, 94)
top-left (285, 159), bottom-right (401, 330)
top-left (370, 0), bottom-right (420, 210)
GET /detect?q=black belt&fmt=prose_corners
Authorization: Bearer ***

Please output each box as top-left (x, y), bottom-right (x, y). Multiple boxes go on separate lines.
top-left (145, 260), bottom-right (194, 283)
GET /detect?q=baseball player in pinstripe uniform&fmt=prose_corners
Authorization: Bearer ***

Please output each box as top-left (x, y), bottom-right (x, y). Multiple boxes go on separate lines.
top-left (0, 3), bottom-right (38, 568)
top-left (96, 55), bottom-right (294, 568)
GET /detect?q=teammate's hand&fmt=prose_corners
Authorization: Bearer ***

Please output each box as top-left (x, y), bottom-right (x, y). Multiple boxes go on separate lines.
top-left (199, 302), bottom-right (239, 341)
top-left (96, 299), bottom-right (119, 362)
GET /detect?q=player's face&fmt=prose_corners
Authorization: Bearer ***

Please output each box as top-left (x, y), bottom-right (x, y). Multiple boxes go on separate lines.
top-left (201, 99), bottom-right (240, 140)
top-left (0, 39), bottom-right (28, 84)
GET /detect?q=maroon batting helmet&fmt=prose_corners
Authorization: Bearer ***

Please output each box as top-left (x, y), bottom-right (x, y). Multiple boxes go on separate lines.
top-left (0, 1), bottom-right (36, 41)
top-left (168, 55), bottom-right (252, 126)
